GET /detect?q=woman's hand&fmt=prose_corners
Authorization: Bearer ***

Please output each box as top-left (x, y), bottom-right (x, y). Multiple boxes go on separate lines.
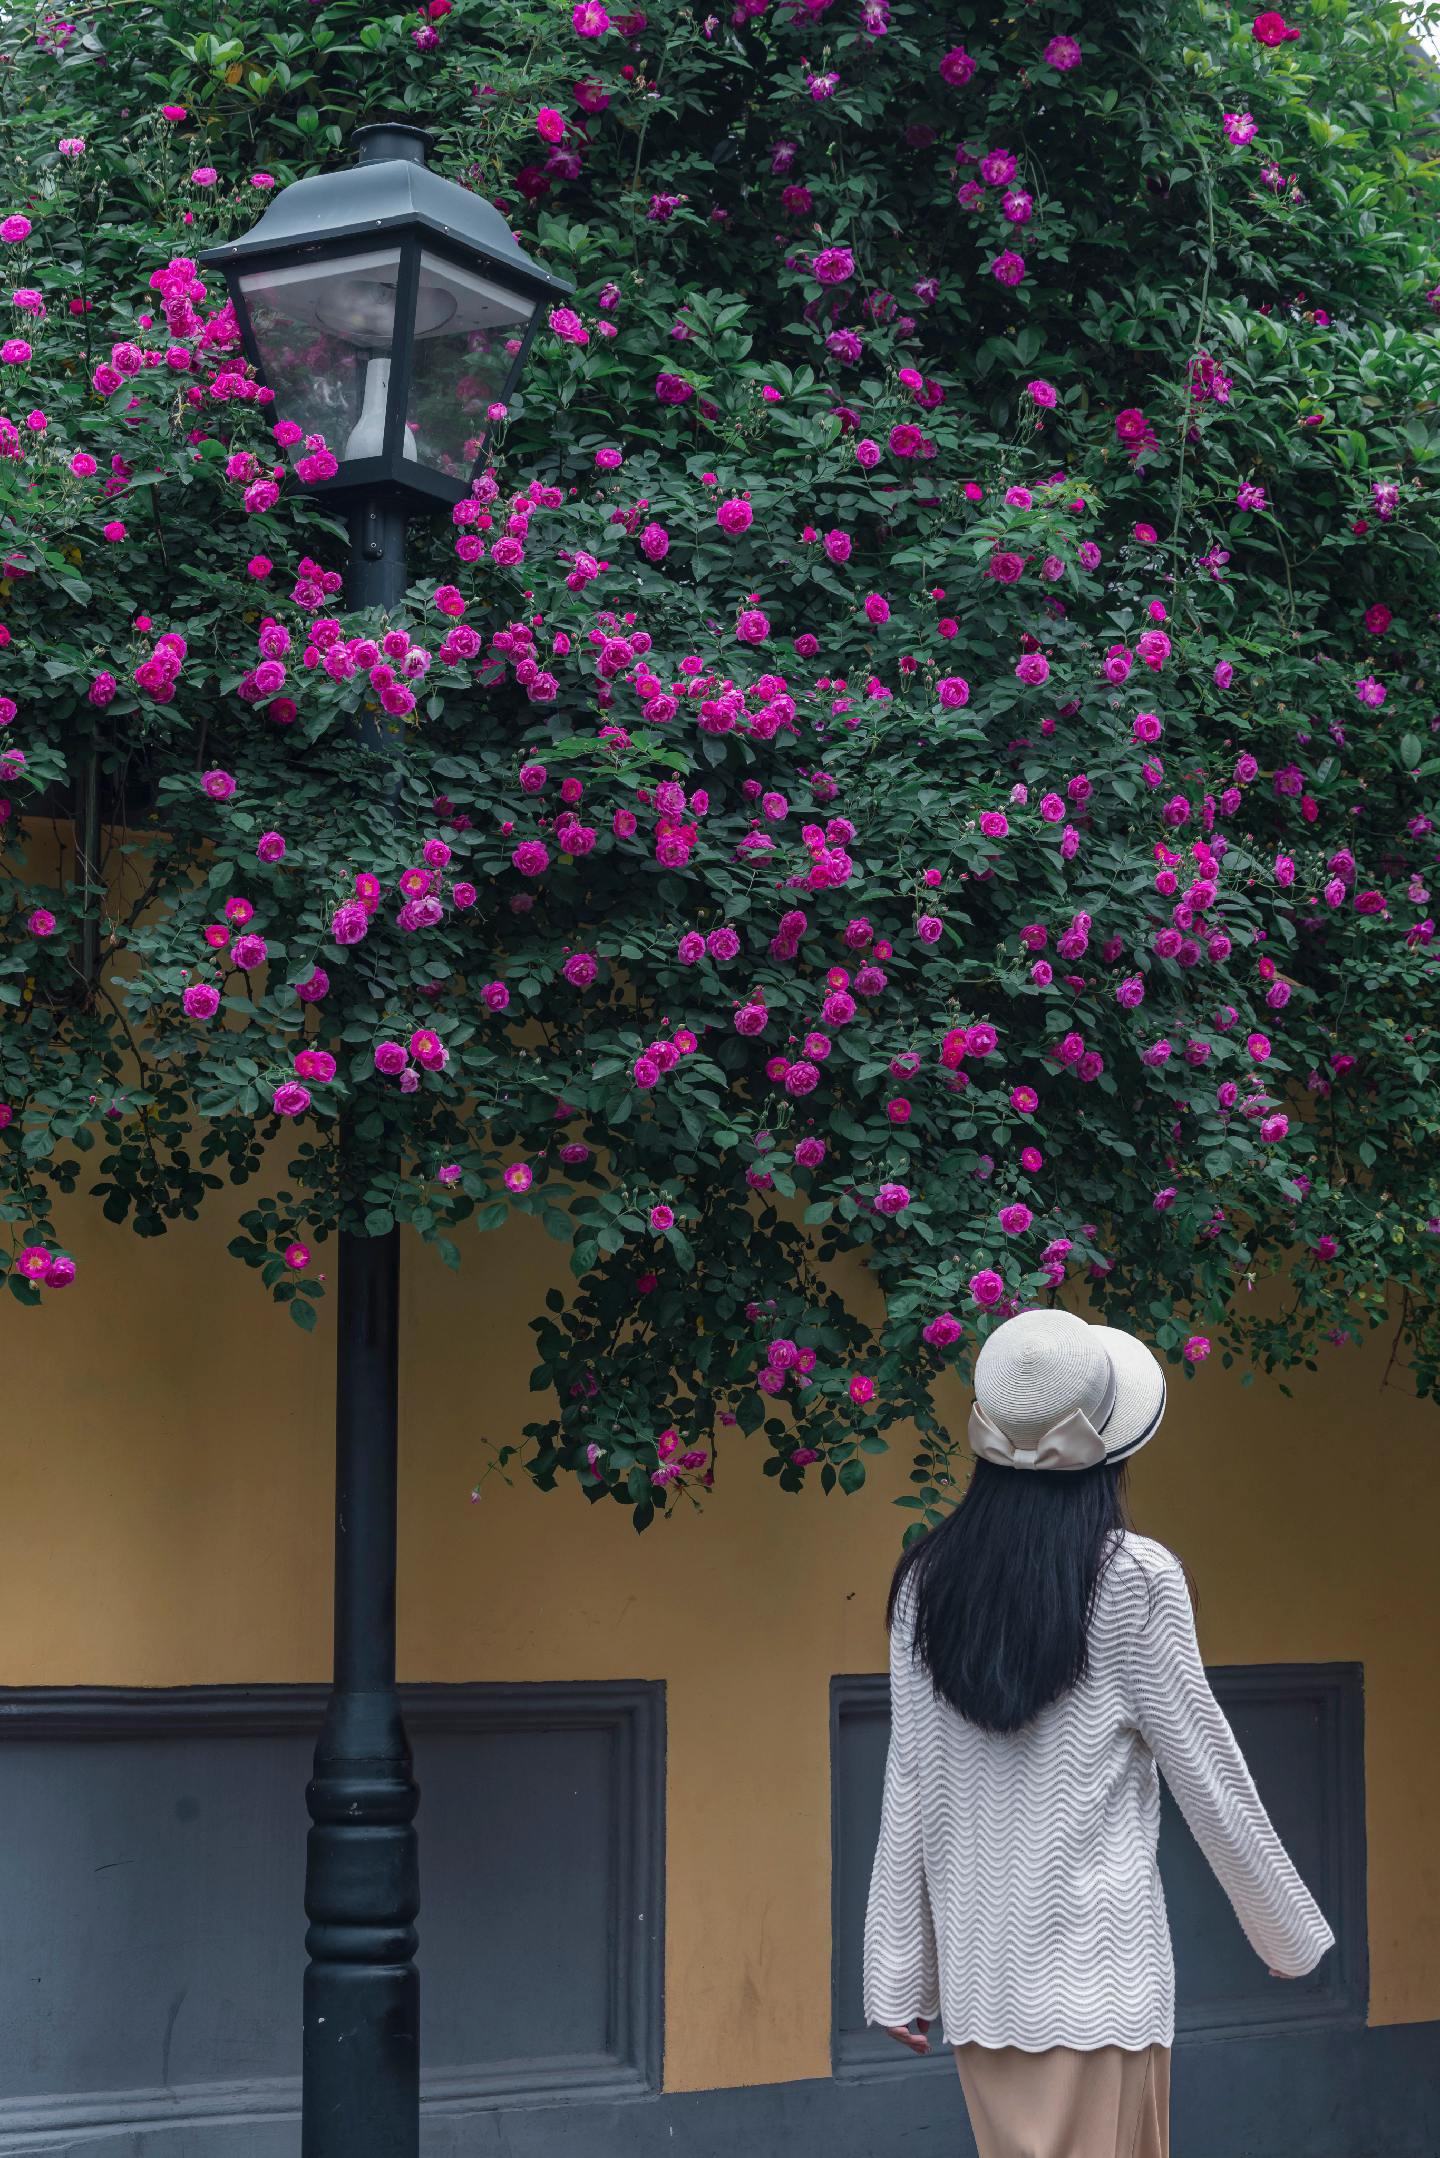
top-left (883, 2017), bottom-right (933, 2055)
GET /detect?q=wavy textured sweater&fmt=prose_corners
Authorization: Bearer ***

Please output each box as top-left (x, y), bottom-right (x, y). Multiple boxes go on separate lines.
top-left (862, 1531), bottom-right (1335, 2051)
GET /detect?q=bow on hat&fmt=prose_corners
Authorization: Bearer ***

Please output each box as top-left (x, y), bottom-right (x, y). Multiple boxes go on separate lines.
top-left (967, 1359), bottom-right (1117, 1472)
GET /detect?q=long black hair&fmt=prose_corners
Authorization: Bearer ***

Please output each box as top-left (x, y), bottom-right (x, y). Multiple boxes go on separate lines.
top-left (886, 1456), bottom-right (1133, 1736)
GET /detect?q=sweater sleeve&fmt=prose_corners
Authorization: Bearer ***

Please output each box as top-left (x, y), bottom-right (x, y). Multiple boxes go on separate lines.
top-left (1128, 1556), bottom-right (1336, 1978)
top-left (862, 1592), bottom-right (941, 2028)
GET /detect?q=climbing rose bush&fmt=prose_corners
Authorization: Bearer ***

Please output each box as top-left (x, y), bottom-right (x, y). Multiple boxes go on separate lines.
top-left (1, 0), bottom-right (1438, 1529)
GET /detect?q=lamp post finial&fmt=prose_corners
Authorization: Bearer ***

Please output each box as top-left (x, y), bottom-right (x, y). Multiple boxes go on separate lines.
top-left (351, 121), bottom-right (434, 167)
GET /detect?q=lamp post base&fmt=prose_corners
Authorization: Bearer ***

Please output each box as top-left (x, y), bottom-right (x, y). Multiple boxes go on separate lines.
top-left (302, 1685), bottom-right (419, 2156)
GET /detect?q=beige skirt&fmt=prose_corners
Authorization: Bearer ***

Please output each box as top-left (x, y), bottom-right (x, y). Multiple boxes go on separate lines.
top-left (954, 2041), bottom-right (1170, 2158)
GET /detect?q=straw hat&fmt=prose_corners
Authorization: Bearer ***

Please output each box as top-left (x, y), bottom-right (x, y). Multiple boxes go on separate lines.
top-left (969, 1308), bottom-right (1167, 1472)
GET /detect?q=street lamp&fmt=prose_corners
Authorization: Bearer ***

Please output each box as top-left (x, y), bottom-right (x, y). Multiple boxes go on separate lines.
top-left (202, 117), bottom-right (567, 505)
top-left (200, 123), bottom-right (570, 2158)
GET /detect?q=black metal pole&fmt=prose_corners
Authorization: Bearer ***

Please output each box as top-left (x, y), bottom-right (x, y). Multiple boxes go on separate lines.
top-left (302, 495), bottom-right (418, 2158)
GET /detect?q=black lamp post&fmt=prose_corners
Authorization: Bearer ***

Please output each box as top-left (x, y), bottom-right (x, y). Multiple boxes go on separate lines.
top-left (200, 123), bottom-right (571, 2158)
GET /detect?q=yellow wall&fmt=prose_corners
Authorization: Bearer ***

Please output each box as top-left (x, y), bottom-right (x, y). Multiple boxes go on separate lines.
top-left (5, 1195), bottom-right (1438, 2090)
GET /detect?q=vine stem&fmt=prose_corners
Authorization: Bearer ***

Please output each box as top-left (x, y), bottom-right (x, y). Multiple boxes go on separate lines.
top-left (1167, 141), bottom-right (1218, 613)
top-left (92, 978), bottom-right (169, 1188)
top-left (627, 34), bottom-right (672, 269)
top-left (1380, 1290), bottom-right (1411, 1393)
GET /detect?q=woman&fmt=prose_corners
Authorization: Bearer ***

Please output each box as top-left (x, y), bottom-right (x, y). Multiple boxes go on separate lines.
top-left (862, 1308), bottom-right (1334, 2158)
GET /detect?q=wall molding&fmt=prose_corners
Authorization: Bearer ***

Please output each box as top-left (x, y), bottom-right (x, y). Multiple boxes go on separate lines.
top-left (0, 1679), bottom-right (665, 2146)
top-left (0, 2057), bottom-right (650, 2147)
top-left (830, 1660), bottom-right (1368, 2077)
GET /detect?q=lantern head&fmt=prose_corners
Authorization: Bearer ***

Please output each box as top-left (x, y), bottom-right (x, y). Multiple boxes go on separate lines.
top-left (200, 122), bottom-right (573, 508)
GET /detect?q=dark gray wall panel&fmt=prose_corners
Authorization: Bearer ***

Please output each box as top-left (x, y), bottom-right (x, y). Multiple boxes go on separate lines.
top-left (1162, 1665), bottom-right (1367, 2037)
top-left (830, 1668), bottom-right (937, 2071)
top-left (831, 1662), bottom-right (1367, 2074)
top-left (0, 1682), bottom-right (664, 2149)
top-left (0, 1716), bottom-right (310, 2106)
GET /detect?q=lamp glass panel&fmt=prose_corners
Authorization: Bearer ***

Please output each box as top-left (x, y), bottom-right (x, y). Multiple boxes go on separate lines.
top-left (402, 252), bottom-right (538, 477)
top-left (238, 247), bottom-right (405, 462)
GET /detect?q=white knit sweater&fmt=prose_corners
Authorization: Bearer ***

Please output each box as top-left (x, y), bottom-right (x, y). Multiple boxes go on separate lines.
top-left (862, 1531), bottom-right (1335, 2051)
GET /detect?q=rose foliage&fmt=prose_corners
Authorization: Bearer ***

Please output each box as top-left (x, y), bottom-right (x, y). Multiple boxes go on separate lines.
top-left (2, 0), bottom-right (1439, 1529)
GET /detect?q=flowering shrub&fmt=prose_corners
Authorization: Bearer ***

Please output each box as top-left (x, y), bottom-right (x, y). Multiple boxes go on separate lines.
top-left (2, 0), bottom-right (1439, 1528)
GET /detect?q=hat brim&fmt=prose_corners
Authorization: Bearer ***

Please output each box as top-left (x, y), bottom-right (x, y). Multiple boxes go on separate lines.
top-left (1091, 1326), bottom-right (1167, 1462)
